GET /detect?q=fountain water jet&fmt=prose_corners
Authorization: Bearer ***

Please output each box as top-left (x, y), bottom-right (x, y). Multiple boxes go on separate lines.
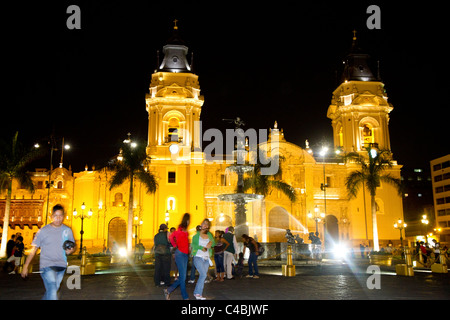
top-left (217, 118), bottom-right (263, 239)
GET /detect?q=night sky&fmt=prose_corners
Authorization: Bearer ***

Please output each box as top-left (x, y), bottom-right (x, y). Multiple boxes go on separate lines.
top-left (3, 1), bottom-right (448, 173)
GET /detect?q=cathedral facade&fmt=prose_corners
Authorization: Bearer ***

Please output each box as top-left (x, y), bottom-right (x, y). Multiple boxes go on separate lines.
top-left (0, 28), bottom-right (404, 254)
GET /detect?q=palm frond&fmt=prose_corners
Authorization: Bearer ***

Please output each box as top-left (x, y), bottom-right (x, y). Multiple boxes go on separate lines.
top-left (135, 170), bottom-right (158, 194)
top-left (109, 167), bottom-right (131, 190)
top-left (379, 173), bottom-right (403, 196)
top-left (16, 168), bottom-right (36, 193)
top-left (345, 170), bottom-right (365, 199)
top-left (268, 180), bottom-right (297, 202)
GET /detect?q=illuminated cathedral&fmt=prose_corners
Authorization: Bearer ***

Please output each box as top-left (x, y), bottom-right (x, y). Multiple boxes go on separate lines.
top-left (0, 26), bottom-right (404, 254)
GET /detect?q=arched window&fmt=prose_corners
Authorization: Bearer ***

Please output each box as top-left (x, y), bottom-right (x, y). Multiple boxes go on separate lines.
top-left (362, 124), bottom-right (374, 146)
top-left (168, 117), bottom-right (180, 142)
top-left (113, 193), bottom-right (124, 207)
top-left (359, 117), bottom-right (379, 149)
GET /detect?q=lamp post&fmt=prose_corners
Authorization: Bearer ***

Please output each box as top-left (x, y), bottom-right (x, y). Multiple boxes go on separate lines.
top-left (165, 210), bottom-right (170, 227)
top-left (421, 214), bottom-right (429, 244)
top-left (45, 136), bottom-right (70, 225)
top-left (319, 146), bottom-right (328, 217)
top-left (394, 219), bottom-right (407, 247)
top-left (308, 205), bottom-right (325, 236)
top-left (73, 202), bottom-right (93, 257)
top-left (133, 216), bottom-right (143, 247)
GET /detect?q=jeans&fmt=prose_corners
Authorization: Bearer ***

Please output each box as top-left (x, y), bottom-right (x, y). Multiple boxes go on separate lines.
top-left (248, 252), bottom-right (259, 276)
top-left (193, 256), bottom-right (210, 296)
top-left (189, 257), bottom-right (197, 280)
top-left (41, 267), bottom-right (66, 300)
top-left (167, 249), bottom-right (189, 299)
top-left (214, 253), bottom-right (224, 273)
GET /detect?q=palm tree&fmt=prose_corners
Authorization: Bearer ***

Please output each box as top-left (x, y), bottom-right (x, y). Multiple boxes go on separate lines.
top-left (241, 150), bottom-right (297, 241)
top-left (0, 132), bottom-right (43, 258)
top-left (108, 140), bottom-right (158, 254)
top-left (344, 146), bottom-right (402, 252)
top-left (243, 152), bottom-right (296, 202)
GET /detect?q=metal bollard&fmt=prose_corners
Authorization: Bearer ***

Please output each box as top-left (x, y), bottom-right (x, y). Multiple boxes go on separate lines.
top-left (80, 246), bottom-right (96, 275)
top-left (17, 255), bottom-right (25, 274)
top-left (418, 250), bottom-right (423, 265)
top-left (439, 253), bottom-right (447, 266)
top-left (396, 247), bottom-right (414, 276)
top-left (282, 245), bottom-right (296, 277)
top-left (80, 246), bottom-right (87, 275)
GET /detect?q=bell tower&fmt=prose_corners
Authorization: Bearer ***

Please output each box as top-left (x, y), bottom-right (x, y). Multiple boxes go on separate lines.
top-left (144, 21), bottom-right (205, 230)
top-left (327, 32), bottom-right (393, 154)
top-left (146, 21), bottom-right (204, 158)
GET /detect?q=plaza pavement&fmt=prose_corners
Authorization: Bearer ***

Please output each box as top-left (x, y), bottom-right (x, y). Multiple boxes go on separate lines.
top-left (1, 257), bottom-right (448, 302)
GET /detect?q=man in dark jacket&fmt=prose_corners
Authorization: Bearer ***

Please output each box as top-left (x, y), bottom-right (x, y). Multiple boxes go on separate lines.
top-left (6, 234), bottom-right (16, 258)
top-left (154, 224), bottom-right (171, 286)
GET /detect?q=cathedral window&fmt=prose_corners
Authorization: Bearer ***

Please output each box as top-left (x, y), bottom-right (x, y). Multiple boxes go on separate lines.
top-left (168, 117), bottom-right (180, 142)
top-left (168, 171), bottom-right (176, 183)
top-left (362, 124), bottom-right (374, 146)
top-left (113, 193), bottom-right (124, 207)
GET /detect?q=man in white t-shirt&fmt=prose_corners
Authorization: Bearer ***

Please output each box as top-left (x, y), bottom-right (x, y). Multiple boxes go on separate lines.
top-left (21, 204), bottom-right (76, 300)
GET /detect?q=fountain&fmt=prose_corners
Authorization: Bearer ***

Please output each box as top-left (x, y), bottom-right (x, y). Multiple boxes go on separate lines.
top-left (218, 118), bottom-right (263, 239)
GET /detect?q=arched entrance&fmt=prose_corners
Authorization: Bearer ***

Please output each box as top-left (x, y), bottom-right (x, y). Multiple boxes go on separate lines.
top-left (324, 215), bottom-right (339, 250)
top-left (268, 206), bottom-right (289, 242)
top-left (108, 217), bottom-right (126, 252)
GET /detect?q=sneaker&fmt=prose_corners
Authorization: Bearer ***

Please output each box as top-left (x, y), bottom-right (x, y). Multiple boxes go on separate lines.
top-left (194, 294), bottom-right (206, 300)
top-left (163, 288), bottom-right (170, 300)
top-left (226, 277), bottom-right (235, 280)
top-left (245, 275), bottom-right (253, 278)
top-left (8, 271), bottom-right (16, 275)
top-left (188, 279), bottom-right (195, 284)
top-left (253, 275), bottom-right (259, 279)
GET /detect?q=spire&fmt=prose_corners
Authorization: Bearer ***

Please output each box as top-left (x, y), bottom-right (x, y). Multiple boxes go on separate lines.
top-left (341, 30), bottom-right (377, 82)
top-left (158, 20), bottom-right (192, 73)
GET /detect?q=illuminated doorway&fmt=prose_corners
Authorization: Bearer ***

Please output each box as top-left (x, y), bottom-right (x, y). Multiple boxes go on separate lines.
top-left (108, 217), bottom-right (126, 252)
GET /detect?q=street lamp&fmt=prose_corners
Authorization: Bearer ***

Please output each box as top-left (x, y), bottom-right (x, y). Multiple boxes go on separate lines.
top-left (307, 205), bottom-right (325, 236)
top-left (73, 202), bottom-right (93, 257)
top-left (319, 146), bottom-right (328, 217)
top-left (165, 210), bottom-right (170, 226)
top-left (133, 216), bottom-right (143, 247)
top-left (45, 136), bottom-right (70, 225)
top-left (421, 214), bottom-right (429, 244)
top-left (394, 218), bottom-right (407, 247)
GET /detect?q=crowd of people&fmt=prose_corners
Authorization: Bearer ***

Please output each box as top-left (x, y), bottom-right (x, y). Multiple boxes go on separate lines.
top-left (2, 233), bottom-right (25, 274)
top-left (416, 239), bottom-right (449, 266)
top-left (154, 213), bottom-right (261, 300)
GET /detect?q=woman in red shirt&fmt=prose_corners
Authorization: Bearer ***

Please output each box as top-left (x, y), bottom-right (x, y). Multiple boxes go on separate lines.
top-left (164, 213), bottom-right (190, 300)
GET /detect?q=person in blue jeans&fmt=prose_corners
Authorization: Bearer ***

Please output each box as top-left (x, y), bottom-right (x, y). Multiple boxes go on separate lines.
top-left (21, 204), bottom-right (76, 300)
top-left (164, 213), bottom-right (190, 300)
top-left (242, 234), bottom-right (260, 279)
top-left (191, 219), bottom-right (215, 300)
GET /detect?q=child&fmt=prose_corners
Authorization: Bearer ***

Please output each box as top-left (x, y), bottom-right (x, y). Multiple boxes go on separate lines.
top-left (235, 252), bottom-right (244, 278)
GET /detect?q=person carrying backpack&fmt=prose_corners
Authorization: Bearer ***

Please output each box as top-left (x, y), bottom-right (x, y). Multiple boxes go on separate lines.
top-left (242, 234), bottom-right (260, 279)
